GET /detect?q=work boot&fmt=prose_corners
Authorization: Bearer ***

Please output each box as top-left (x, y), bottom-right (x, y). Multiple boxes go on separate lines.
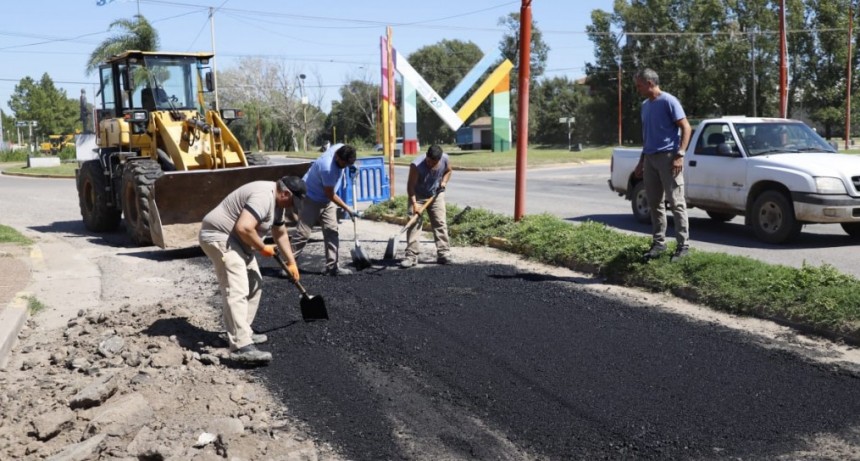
top-left (437, 254), bottom-right (453, 265)
top-left (670, 245), bottom-right (690, 262)
top-left (642, 243), bottom-right (667, 261)
top-left (400, 257), bottom-right (417, 269)
top-left (229, 345), bottom-right (272, 364)
top-left (324, 266), bottom-right (353, 276)
top-left (214, 332), bottom-right (267, 348)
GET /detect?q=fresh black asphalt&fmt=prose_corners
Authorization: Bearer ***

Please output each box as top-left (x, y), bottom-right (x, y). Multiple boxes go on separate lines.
top-left (245, 260), bottom-right (860, 460)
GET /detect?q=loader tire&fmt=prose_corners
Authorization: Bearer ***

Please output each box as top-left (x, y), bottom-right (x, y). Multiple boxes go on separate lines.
top-left (78, 160), bottom-right (122, 232)
top-left (121, 159), bottom-right (163, 246)
top-left (246, 152), bottom-right (271, 165)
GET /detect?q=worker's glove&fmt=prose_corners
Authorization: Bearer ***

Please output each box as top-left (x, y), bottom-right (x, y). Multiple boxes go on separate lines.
top-left (437, 185), bottom-right (446, 194)
top-left (347, 208), bottom-right (363, 221)
top-left (348, 165), bottom-right (357, 179)
top-left (285, 263), bottom-right (300, 282)
top-left (259, 245), bottom-right (277, 258)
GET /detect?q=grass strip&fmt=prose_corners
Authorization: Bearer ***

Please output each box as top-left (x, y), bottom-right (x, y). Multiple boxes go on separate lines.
top-left (0, 224), bottom-right (32, 245)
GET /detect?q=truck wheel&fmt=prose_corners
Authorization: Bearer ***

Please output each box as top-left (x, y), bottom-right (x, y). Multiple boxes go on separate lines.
top-left (631, 181), bottom-right (651, 224)
top-left (750, 190), bottom-right (801, 243)
top-left (245, 152), bottom-right (271, 166)
top-left (706, 211), bottom-right (736, 222)
top-left (841, 222), bottom-right (860, 239)
top-left (121, 159), bottom-right (163, 246)
top-left (78, 160), bottom-right (121, 232)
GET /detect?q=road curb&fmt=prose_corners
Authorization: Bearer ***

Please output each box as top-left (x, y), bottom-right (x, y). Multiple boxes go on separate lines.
top-left (0, 292), bottom-right (29, 370)
top-left (0, 171), bottom-right (74, 179)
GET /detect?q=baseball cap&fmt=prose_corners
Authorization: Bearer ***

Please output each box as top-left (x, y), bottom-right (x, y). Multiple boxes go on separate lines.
top-left (278, 176), bottom-right (306, 198)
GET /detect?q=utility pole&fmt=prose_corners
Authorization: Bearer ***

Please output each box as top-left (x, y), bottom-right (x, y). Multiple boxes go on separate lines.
top-left (210, 7), bottom-right (220, 111)
top-left (751, 27), bottom-right (757, 117)
top-left (612, 32), bottom-right (625, 146)
top-left (298, 74), bottom-right (308, 152)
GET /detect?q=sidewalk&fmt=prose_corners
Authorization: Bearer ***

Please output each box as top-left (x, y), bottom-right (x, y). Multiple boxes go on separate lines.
top-left (0, 235), bottom-right (104, 369)
top-left (0, 244), bottom-right (32, 369)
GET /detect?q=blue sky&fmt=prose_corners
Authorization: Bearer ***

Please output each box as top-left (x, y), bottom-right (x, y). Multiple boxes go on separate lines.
top-left (0, 0), bottom-right (612, 117)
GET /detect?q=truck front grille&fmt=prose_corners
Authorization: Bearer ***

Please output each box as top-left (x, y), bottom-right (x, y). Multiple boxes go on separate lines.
top-left (853, 176), bottom-right (860, 193)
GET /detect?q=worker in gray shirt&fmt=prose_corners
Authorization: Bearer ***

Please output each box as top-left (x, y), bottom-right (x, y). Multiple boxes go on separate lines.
top-left (198, 176), bottom-right (305, 364)
top-left (400, 144), bottom-right (453, 268)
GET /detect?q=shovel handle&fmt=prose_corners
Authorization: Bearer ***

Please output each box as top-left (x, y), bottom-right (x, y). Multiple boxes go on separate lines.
top-left (403, 194), bottom-right (437, 228)
top-left (273, 250), bottom-right (309, 296)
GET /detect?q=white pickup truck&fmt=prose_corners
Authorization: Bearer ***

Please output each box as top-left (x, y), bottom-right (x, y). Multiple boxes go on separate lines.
top-left (608, 116), bottom-right (860, 243)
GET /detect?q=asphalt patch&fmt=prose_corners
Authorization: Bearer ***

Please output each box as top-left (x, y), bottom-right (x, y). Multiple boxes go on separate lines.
top-left (246, 260), bottom-right (860, 460)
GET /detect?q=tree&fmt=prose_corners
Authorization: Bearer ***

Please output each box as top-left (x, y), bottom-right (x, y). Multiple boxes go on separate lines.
top-left (532, 77), bottom-right (590, 146)
top-left (796, 0), bottom-right (855, 138)
top-left (218, 57), bottom-right (324, 152)
top-left (407, 39), bottom-right (484, 144)
top-left (327, 78), bottom-right (380, 145)
top-left (498, 12), bottom-right (550, 142)
top-left (8, 74), bottom-right (79, 139)
top-left (498, 12), bottom-right (550, 85)
top-left (86, 14), bottom-right (159, 74)
top-left (1, 110), bottom-right (15, 146)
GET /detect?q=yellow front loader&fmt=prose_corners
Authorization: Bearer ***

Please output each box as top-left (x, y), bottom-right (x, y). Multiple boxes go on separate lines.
top-left (75, 51), bottom-right (309, 248)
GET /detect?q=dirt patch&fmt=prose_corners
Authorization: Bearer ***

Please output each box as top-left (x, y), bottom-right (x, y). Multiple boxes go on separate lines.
top-left (0, 300), bottom-right (342, 460)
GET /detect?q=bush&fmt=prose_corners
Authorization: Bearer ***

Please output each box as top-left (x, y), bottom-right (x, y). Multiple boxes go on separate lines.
top-left (0, 150), bottom-right (29, 162)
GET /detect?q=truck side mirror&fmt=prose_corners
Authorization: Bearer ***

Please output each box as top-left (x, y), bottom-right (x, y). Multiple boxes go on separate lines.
top-left (717, 143), bottom-right (733, 156)
top-left (205, 72), bottom-right (214, 92)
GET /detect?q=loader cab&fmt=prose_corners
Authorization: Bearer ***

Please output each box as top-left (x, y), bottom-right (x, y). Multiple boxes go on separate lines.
top-left (97, 51), bottom-right (214, 119)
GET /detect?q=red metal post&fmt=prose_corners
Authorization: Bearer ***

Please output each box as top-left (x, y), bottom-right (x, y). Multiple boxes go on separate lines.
top-left (847, 4), bottom-right (854, 150)
top-left (617, 63), bottom-right (622, 145)
top-left (514, 0), bottom-right (532, 221)
top-left (779, 0), bottom-right (788, 117)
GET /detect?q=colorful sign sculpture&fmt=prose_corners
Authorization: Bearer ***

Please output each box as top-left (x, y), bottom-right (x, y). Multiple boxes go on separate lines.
top-left (381, 37), bottom-right (513, 153)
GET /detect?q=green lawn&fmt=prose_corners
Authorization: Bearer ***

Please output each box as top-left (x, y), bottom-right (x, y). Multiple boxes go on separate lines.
top-left (2, 162), bottom-right (78, 177)
top-left (0, 224), bottom-right (31, 245)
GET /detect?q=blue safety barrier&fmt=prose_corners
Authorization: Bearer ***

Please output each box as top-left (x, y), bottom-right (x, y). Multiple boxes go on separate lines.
top-left (337, 156), bottom-right (391, 204)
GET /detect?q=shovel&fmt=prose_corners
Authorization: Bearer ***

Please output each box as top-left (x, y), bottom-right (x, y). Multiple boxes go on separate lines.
top-left (383, 194), bottom-right (437, 260)
top-left (274, 250), bottom-right (328, 322)
top-left (350, 172), bottom-right (372, 270)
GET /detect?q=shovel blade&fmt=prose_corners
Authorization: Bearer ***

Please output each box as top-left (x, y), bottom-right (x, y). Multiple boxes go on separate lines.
top-left (351, 243), bottom-right (372, 270)
top-left (300, 294), bottom-right (328, 321)
top-left (383, 234), bottom-right (399, 260)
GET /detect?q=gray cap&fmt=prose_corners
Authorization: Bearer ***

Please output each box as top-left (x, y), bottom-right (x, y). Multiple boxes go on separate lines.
top-left (278, 175), bottom-right (306, 198)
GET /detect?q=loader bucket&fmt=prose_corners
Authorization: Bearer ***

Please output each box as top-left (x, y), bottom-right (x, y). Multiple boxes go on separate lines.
top-left (148, 163), bottom-right (312, 249)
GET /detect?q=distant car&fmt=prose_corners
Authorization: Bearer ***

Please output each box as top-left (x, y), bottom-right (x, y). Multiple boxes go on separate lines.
top-left (374, 137), bottom-right (418, 154)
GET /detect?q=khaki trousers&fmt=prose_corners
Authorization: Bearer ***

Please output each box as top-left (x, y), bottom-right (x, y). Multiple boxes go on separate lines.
top-left (643, 152), bottom-right (689, 247)
top-left (199, 239), bottom-right (262, 350)
top-left (291, 197), bottom-right (340, 272)
top-left (405, 192), bottom-right (450, 260)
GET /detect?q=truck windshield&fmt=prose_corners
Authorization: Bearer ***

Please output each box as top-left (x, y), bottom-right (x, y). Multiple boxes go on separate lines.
top-left (736, 122), bottom-right (836, 156)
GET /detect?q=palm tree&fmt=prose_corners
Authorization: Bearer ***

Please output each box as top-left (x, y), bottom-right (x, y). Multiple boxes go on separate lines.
top-left (85, 14), bottom-right (159, 75)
